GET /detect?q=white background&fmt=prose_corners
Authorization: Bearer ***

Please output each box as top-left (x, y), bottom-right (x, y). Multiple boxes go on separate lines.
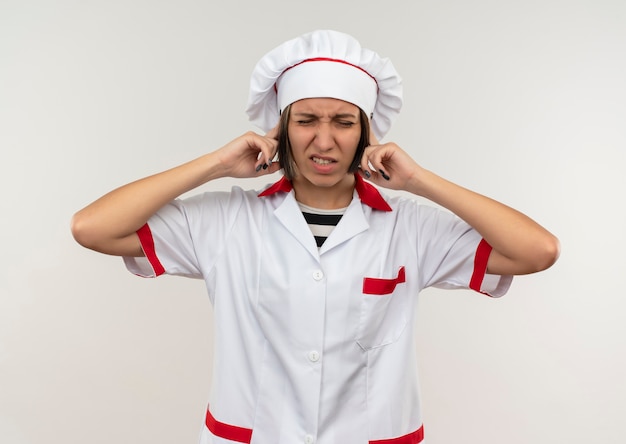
top-left (1, 0), bottom-right (625, 443)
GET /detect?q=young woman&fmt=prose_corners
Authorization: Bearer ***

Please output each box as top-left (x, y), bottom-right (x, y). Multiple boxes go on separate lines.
top-left (72, 30), bottom-right (559, 444)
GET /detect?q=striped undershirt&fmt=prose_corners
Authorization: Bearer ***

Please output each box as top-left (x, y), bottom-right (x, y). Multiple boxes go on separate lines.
top-left (298, 202), bottom-right (347, 248)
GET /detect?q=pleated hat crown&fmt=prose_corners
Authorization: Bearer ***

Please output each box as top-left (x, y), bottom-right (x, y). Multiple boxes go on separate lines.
top-left (245, 30), bottom-right (403, 139)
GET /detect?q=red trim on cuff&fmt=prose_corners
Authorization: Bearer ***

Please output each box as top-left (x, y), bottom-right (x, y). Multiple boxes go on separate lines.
top-left (369, 425), bottom-right (424, 444)
top-left (136, 223), bottom-right (165, 277)
top-left (470, 238), bottom-right (492, 294)
top-left (205, 409), bottom-right (253, 443)
top-left (363, 266), bottom-right (406, 295)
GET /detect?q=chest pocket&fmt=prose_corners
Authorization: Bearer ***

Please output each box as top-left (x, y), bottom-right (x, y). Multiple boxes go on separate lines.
top-left (356, 266), bottom-right (409, 350)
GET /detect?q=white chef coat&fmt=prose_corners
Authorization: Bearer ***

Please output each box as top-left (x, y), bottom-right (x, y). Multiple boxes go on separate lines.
top-left (124, 174), bottom-right (512, 444)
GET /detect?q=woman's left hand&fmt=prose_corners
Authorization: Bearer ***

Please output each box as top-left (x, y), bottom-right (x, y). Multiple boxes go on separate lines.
top-left (359, 137), bottom-right (425, 193)
top-left (360, 134), bottom-right (560, 276)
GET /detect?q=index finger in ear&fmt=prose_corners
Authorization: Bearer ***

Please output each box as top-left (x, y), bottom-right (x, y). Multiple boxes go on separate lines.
top-left (368, 127), bottom-right (380, 146)
top-left (265, 123), bottom-right (280, 140)
top-left (359, 145), bottom-right (375, 175)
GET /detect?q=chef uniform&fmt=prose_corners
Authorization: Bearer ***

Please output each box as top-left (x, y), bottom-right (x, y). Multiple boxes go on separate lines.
top-left (123, 30), bottom-right (513, 444)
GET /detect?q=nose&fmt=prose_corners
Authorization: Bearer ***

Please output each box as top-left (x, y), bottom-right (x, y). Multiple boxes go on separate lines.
top-left (314, 123), bottom-right (334, 151)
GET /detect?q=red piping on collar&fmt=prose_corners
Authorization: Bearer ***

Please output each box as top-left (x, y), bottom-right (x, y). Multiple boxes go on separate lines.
top-left (257, 176), bottom-right (294, 196)
top-left (258, 174), bottom-right (392, 212)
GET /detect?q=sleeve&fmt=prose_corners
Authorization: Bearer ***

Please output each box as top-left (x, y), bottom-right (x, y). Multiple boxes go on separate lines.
top-left (413, 203), bottom-right (513, 298)
top-left (123, 190), bottom-right (244, 279)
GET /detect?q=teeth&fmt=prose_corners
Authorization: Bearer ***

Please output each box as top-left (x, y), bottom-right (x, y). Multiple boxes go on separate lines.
top-left (313, 157), bottom-right (333, 165)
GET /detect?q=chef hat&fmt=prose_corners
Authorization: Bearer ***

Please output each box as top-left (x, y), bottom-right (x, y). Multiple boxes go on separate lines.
top-left (245, 30), bottom-right (403, 139)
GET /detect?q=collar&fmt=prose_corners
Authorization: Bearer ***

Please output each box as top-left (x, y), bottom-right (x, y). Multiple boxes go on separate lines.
top-left (258, 173), bottom-right (392, 212)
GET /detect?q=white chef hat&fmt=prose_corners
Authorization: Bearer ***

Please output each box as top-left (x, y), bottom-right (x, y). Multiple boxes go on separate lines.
top-left (245, 30), bottom-right (403, 139)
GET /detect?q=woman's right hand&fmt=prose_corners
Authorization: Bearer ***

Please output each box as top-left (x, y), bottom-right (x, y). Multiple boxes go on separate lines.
top-left (71, 127), bottom-right (282, 256)
top-left (213, 127), bottom-right (281, 178)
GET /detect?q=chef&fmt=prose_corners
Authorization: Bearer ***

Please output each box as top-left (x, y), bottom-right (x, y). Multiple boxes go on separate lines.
top-left (71, 29), bottom-right (559, 444)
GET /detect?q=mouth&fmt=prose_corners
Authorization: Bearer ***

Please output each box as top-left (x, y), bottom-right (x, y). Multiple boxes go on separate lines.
top-left (311, 156), bottom-right (336, 165)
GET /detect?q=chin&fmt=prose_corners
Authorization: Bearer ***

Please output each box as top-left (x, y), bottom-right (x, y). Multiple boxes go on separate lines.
top-left (306, 172), bottom-right (351, 188)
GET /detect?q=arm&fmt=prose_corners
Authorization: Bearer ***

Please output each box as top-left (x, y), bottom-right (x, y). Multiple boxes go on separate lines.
top-left (71, 130), bottom-right (280, 257)
top-left (359, 142), bottom-right (560, 276)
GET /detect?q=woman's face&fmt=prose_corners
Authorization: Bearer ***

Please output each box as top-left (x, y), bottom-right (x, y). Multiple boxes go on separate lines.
top-left (287, 97), bottom-right (362, 197)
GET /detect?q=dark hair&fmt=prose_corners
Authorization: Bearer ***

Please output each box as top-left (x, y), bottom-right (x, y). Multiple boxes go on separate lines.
top-left (277, 104), bottom-right (371, 181)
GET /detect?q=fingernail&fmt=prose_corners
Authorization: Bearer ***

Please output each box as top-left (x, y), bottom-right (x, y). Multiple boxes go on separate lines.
top-left (262, 163), bottom-right (268, 170)
top-left (364, 170), bottom-right (371, 179)
top-left (255, 164), bottom-right (263, 172)
top-left (379, 169), bottom-right (390, 181)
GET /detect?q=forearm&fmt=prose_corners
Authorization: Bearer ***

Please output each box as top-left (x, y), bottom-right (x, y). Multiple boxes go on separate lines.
top-left (407, 168), bottom-right (560, 275)
top-left (72, 131), bottom-right (280, 256)
top-left (71, 152), bottom-right (223, 255)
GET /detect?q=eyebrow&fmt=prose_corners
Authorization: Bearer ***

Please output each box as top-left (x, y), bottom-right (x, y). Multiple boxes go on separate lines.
top-left (292, 112), bottom-right (359, 120)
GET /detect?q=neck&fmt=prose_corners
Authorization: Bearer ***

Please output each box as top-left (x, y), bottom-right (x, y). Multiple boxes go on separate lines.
top-left (292, 174), bottom-right (355, 209)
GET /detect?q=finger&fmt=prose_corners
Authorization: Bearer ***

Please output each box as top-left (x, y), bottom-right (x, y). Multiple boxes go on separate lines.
top-left (254, 136), bottom-right (279, 172)
top-left (264, 137), bottom-right (279, 166)
top-left (369, 127), bottom-right (380, 145)
top-left (359, 153), bottom-right (371, 179)
top-left (256, 158), bottom-right (281, 175)
top-left (357, 164), bottom-right (372, 180)
top-left (264, 124), bottom-right (280, 165)
top-left (363, 145), bottom-right (391, 181)
top-left (360, 145), bottom-right (378, 177)
top-left (266, 162), bottom-right (281, 175)
top-left (265, 123), bottom-right (280, 140)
